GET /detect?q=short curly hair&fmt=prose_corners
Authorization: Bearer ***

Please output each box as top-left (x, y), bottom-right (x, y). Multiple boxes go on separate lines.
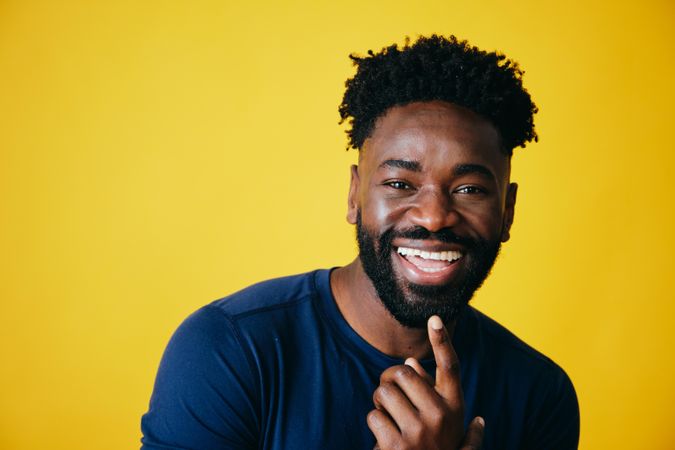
top-left (339, 35), bottom-right (538, 155)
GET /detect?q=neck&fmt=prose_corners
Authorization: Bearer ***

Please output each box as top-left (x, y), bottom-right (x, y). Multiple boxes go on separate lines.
top-left (330, 258), bottom-right (456, 360)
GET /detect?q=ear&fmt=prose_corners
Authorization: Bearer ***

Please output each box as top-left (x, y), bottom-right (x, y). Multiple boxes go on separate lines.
top-left (346, 164), bottom-right (360, 224)
top-left (501, 182), bottom-right (518, 242)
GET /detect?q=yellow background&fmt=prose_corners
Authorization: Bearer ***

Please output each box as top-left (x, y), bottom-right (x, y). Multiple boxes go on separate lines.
top-left (1, 0), bottom-right (674, 448)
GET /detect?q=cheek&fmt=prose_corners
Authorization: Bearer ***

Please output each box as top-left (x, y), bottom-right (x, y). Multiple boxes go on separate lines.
top-left (361, 196), bottom-right (405, 228)
top-left (458, 203), bottom-right (505, 238)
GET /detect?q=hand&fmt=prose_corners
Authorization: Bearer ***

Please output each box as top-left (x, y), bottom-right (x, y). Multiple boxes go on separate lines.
top-left (367, 315), bottom-right (485, 450)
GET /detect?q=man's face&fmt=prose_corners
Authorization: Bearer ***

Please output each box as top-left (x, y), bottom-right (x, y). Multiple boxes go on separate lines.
top-left (347, 101), bottom-right (517, 328)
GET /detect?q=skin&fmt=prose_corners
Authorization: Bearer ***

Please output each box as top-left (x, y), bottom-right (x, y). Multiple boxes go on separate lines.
top-left (330, 101), bottom-right (518, 449)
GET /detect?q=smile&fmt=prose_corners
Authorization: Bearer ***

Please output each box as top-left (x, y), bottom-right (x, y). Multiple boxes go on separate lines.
top-left (394, 246), bottom-right (464, 281)
top-left (396, 247), bottom-right (462, 264)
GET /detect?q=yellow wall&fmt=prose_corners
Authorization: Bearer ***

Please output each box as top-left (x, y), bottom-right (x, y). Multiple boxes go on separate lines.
top-left (1, 0), bottom-right (674, 448)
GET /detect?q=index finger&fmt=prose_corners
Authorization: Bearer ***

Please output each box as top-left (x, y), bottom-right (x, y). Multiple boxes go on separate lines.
top-left (428, 315), bottom-right (463, 407)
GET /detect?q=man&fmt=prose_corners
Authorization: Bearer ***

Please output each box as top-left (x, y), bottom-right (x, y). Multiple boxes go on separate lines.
top-left (141, 35), bottom-right (579, 450)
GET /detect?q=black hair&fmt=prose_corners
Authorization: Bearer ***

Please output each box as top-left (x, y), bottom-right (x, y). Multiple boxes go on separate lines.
top-left (339, 35), bottom-right (538, 155)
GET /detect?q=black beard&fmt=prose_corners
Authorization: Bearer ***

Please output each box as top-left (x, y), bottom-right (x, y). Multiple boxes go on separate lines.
top-left (356, 211), bottom-right (502, 329)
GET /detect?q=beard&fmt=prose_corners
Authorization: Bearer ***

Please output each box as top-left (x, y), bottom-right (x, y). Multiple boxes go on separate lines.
top-left (356, 211), bottom-right (502, 329)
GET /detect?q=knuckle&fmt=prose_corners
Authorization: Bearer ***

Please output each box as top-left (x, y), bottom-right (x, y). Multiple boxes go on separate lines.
top-left (404, 419), bottom-right (424, 441)
top-left (441, 359), bottom-right (461, 375)
top-left (380, 382), bottom-right (394, 395)
top-left (426, 408), bottom-right (445, 427)
top-left (428, 409), bottom-right (451, 434)
top-left (380, 366), bottom-right (398, 383)
top-left (394, 365), bottom-right (415, 380)
top-left (394, 440), bottom-right (409, 450)
top-left (373, 382), bottom-right (392, 403)
top-left (372, 388), bottom-right (382, 405)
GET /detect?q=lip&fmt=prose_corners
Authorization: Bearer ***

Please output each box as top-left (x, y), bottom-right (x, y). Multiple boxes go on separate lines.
top-left (392, 239), bottom-right (467, 254)
top-left (393, 248), bottom-right (463, 286)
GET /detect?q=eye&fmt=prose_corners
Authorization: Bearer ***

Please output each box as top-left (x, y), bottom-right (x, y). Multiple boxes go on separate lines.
top-left (384, 180), bottom-right (412, 190)
top-left (455, 185), bottom-right (485, 195)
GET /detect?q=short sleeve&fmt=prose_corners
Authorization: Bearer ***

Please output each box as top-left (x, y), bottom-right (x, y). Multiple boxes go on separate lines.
top-left (141, 306), bottom-right (260, 450)
top-left (523, 366), bottom-right (580, 450)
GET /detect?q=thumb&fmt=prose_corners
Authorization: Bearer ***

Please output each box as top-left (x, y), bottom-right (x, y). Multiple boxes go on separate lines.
top-left (459, 417), bottom-right (484, 450)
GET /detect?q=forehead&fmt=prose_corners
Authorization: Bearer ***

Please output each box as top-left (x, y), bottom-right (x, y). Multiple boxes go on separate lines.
top-left (361, 101), bottom-right (507, 173)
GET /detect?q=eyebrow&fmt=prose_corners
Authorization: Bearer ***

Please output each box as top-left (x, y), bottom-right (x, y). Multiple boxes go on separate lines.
top-left (453, 163), bottom-right (495, 180)
top-left (379, 159), bottom-right (422, 171)
top-left (378, 160), bottom-right (496, 180)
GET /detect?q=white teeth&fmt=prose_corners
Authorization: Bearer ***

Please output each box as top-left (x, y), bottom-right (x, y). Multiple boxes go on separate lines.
top-left (396, 246), bottom-right (462, 262)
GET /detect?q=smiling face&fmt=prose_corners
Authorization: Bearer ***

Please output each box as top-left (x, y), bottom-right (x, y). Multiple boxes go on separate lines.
top-left (347, 101), bottom-right (517, 328)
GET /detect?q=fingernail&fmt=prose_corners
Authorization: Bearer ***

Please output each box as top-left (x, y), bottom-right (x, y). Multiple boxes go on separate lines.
top-left (404, 357), bottom-right (415, 367)
top-left (476, 417), bottom-right (485, 427)
top-left (430, 315), bottom-right (443, 331)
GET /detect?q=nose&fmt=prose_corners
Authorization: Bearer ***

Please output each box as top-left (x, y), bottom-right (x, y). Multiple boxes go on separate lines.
top-left (406, 188), bottom-right (460, 232)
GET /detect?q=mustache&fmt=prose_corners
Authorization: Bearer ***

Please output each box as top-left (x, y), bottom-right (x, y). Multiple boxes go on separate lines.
top-left (389, 226), bottom-right (476, 248)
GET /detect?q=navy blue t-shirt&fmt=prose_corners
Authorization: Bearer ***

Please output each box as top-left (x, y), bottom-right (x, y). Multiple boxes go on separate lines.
top-left (141, 269), bottom-right (579, 449)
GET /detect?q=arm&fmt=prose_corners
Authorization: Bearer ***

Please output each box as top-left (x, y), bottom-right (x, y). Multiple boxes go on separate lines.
top-left (140, 306), bottom-right (259, 450)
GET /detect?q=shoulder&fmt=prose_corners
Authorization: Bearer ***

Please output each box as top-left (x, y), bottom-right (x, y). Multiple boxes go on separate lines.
top-left (165, 269), bottom-right (326, 361)
top-left (463, 306), bottom-right (579, 416)
top-left (208, 269), bottom-right (324, 318)
top-left (142, 270), bottom-right (328, 449)
top-left (151, 269), bottom-right (328, 391)
top-left (169, 268), bottom-right (329, 355)
top-left (175, 269), bottom-right (330, 367)
top-left (464, 307), bottom-right (580, 449)
top-left (466, 306), bottom-right (569, 378)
